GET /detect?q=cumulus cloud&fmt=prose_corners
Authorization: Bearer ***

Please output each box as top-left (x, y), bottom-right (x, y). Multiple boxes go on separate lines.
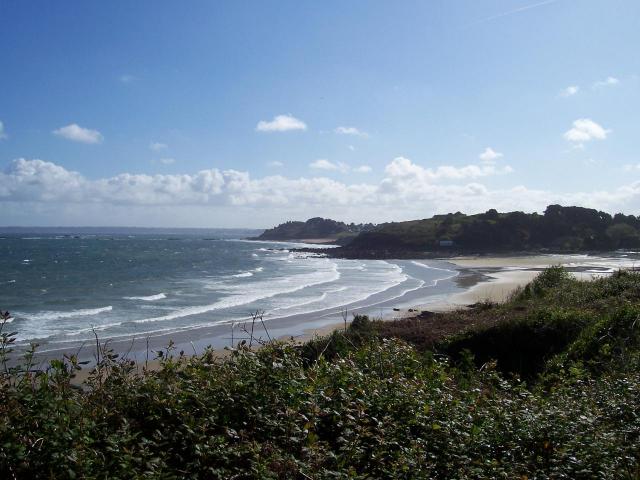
top-left (1, 156), bottom-right (510, 209)
top-left (560, 85), bottom-right (579, 97)
top-left (309, 159), bottom-right (350, 173)
top-left (3, 157), bottom-right (639, 226)
top-left (149, 142), bottom-right (168, 152)
top-left (256, 114), bottom-right (307, 132)
top-left (268, 161), bottom-right (284, 168)
top-left (335, 126), bottom-right (369, 137)
top-left (0, 121), bottom-right (7, 140)
top-left (384, 156), bottom-right (513, 182)
top-left (593, 76), bottom-right (619, 88)
top-left (53, 124), bottom-right (103, 144)
top-left (564, 118), bottom-right (610, 143)
top-left (158, 158), bottom-right (175, 165)
top-left (479, 147), bottom-right (503, 163)
top-left (309, 161), bottom-right (371, 174)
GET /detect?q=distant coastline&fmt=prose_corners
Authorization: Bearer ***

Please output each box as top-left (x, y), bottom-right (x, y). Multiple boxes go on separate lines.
top-left (257, 204), bottom-right (640, 259)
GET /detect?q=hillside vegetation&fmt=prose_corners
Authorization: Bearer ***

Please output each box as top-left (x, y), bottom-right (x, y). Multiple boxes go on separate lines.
top-left (255, 217), bottom-right (374, 243)
top-left (1, 268), bottom-right (640, 478)
top-left (342, 204), bottom-right (640, 254)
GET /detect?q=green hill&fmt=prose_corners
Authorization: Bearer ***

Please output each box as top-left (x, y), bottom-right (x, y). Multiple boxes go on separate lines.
top-left (255, 217), bottom-right (374, 243)
top-left (342, 204), bottom-right (640, 254)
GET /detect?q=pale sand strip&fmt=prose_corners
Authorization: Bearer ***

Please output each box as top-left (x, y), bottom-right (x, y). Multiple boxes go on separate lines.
top-left (428, 269), bottom-right (539, 309)
top-left (299, 253), bottom-right (626, 338)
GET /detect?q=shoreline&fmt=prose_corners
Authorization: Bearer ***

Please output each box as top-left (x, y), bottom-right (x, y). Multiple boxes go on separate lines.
top-left (275, 252), bottom-right (631, 344)
top-left (18, 252), bottom-right (634, 371)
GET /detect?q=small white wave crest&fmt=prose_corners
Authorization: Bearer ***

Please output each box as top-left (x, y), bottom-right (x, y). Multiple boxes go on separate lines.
top-left (20, 306), bottom-right (113, 322)
top-left (132, 261), bottom-right (341, 325)
top-left (232, 272), bottom-right (253, 278)
top-left (124, 293), bottom-right (167, 301)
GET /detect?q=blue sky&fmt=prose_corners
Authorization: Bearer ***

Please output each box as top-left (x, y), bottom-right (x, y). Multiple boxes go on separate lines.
top-left (1, 0), bottom-right (639, 227)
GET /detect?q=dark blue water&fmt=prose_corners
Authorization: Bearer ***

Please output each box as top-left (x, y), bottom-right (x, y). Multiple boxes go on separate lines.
top-left (0, 228), bottom-right (461, 348)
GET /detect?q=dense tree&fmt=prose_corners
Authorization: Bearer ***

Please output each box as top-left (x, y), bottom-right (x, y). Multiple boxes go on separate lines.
top-left (256, 217), bottom-right (374, 242)
top-left (344, 205), bottom-right (640, 253)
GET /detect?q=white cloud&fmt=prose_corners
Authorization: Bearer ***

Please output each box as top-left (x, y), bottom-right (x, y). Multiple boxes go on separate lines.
top-left (560, 85), bottom-right (579, 97)
top-left (256, 114), bottom-right (307, 132)
top-left (53, 124), bottom-right (103, 144)
top-left (310, 159), bottom-right (350, 173)
top-left (268, 161), bottom-right (284, 168)
top-left (309, 160), bottom-right (371, 174)
top-left (347, 145), bottom-right (355, 151)
top-left (564, 118), bottom-right (610, 143)
top-left (158, 158), bottom-right (175, 165)
top-left (119, 74), bottom-right (136, 84)
top-left (4, 157), bottom-right (640, 226)
top-left (335, 126), bottom-right (369, 138)
top-left (478, 147), bottom-right (503, 163)
top-left (384, 157), bottom-right (513, 183)
top-left (0, 121), bottom-right (7, 140)
top-left (593, 76), bottom-right (619, 88)
top-left (149, 142), bottom-right (168, 152)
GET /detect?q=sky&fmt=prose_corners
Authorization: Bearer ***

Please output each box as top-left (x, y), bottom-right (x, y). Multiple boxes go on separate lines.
top-left (0, 0), bottom-right (639, 228)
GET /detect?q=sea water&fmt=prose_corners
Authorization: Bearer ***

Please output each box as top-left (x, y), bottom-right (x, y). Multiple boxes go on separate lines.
top-left (0, 227), bottom-right (462, 348)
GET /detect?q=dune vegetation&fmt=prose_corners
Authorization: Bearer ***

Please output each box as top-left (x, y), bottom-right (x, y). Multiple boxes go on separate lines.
top-left (1, 267), bottom-right (639, 478)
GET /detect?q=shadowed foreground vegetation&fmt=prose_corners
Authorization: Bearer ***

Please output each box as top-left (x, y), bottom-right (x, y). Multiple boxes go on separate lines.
top-left (2, 268), bottom-right (640, 478)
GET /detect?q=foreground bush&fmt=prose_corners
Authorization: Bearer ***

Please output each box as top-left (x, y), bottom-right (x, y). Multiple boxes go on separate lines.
top-left (0, 342), bottom-right (638, 477)
top-left (1, 268), bottom-right (639, 478)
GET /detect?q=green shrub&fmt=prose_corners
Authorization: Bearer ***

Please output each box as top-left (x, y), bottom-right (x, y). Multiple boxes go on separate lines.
top-left (2, 268), bottom-right (640, 478)
top-left (441, 308), bottom-right (593, 380)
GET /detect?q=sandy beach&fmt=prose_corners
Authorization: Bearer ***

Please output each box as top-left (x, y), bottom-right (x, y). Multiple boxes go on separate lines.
top-left (395, 253), bottom-right (635, 319)
top-left (297, 252), bottom-right (634, 339)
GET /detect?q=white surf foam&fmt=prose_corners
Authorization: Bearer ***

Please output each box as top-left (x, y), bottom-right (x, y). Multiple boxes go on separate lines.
top-left (124, 293), bottom-right (167, 301)
top-left (264, 261), bottom-right (409, 320)
top-left (20, 306), bottom-right (113, 322)
top-left (269, 292), bottom-right (329, 313)
top-left (411, 261), bottom-right (460, 285)
top-left (130, 261), bottom-right (341, 325)
top-left (60, 260), bottom-right (409, 340)
top-left (328, 286), bottom-right (348, 293)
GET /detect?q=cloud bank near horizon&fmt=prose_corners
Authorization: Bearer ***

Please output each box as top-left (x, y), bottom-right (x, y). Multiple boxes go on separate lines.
top-left (1, 157), bottom-right (639, 227)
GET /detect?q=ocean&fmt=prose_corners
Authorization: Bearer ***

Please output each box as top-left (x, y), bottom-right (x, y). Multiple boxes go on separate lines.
top-left (0, 228), bottom-right (462, 352)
